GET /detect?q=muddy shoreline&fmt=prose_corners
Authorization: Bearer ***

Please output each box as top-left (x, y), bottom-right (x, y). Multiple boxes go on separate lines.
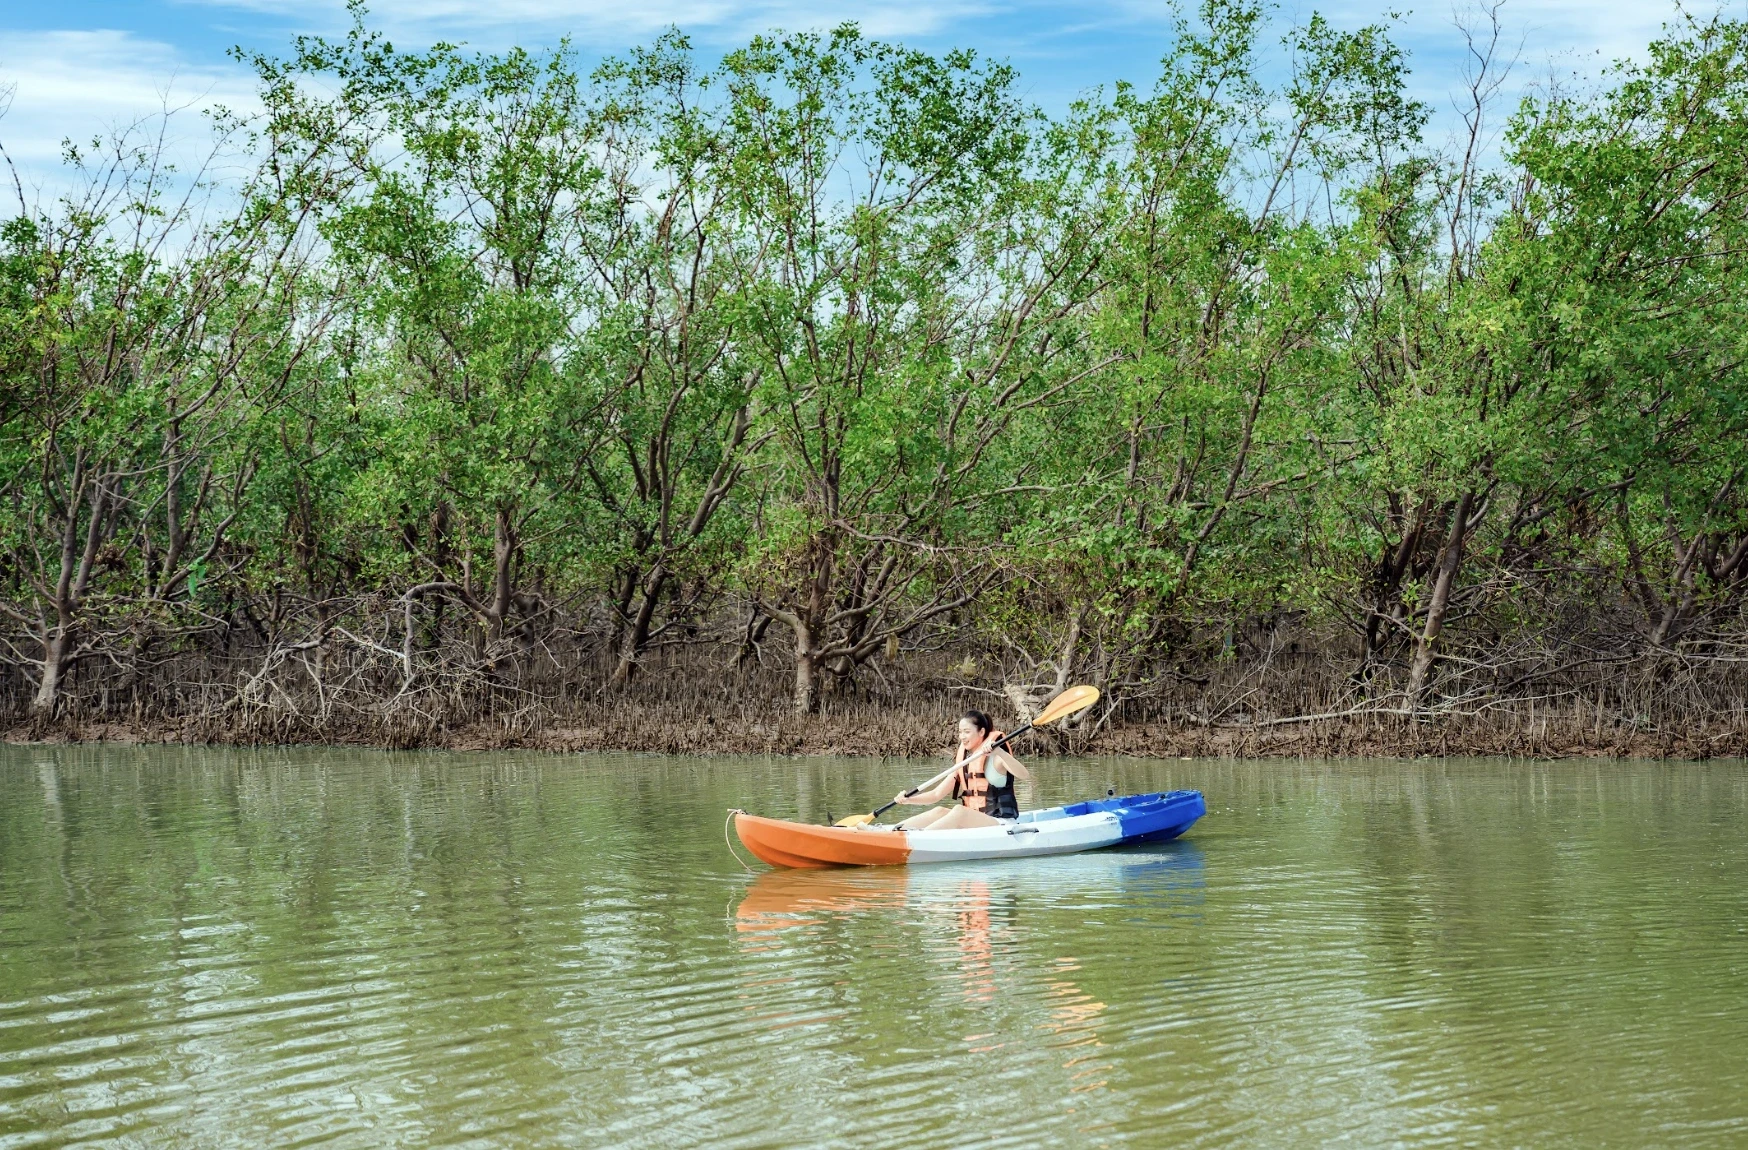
top-left (6, 708), bottom-right (1740, 760)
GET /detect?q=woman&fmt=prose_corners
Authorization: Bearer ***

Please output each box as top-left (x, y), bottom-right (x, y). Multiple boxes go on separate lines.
top-left (891, 710), bottom-right (1031, 831)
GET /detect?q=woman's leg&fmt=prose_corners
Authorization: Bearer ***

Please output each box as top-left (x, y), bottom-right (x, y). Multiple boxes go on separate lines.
top-left (897, 806), bottom-right (951, 831)
top-left (925, 806), bottom-right (1003, 831)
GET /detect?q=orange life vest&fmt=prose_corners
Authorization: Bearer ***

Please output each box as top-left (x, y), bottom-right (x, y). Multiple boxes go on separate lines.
top-left (952, 741), bottom-right (1019, 819)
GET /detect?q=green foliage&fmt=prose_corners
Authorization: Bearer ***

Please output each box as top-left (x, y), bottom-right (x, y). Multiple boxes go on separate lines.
top-left (4, 6), bottom-right (1748, 715)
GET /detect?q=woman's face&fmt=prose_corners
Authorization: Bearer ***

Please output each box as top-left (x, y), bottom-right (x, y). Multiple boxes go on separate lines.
top-left (957, 719), bottom-right (984, 748)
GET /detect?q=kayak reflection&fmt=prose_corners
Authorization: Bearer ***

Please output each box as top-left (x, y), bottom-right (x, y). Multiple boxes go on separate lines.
top-left (735, 866), bottom-right (911, 934)
top-left (732, 844), bottom-right (1207, 1087)
top-left (734, 840), bottom-right (1205, 934)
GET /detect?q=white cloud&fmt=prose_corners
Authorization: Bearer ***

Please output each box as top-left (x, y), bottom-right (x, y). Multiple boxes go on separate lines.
top-left (1431, 0), bottom-right (1676, 65)
top-left (0, 0), bottom-right (1707, 200)
top-left (0, 29), bottom-right (259, 196)
top-left (0, 3), bottom-right (993, 199)
top-left (1369, 1), bottom-right (1687, 157)
top-left (182, 0), bottom-right (993, 42)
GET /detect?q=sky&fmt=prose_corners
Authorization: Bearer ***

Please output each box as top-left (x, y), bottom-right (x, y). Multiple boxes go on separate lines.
top-left (0, 0), bottom-right (1735, 197)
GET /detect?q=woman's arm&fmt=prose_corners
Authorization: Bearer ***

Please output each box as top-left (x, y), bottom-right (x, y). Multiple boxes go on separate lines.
top-left (901, 768), bottom-right (957, 807)
top-left (980, 733), bottom-right (1030, 782)
top-left (992, 746), bottom-right (1030, 782)
top-left (894, 774), bottom-right (956, 806)
top-left (894, 752), bottom-right (964, 806)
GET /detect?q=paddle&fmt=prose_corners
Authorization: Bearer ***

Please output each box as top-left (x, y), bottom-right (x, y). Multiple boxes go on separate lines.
top-left (833, 684), bottom-right (1101, 828)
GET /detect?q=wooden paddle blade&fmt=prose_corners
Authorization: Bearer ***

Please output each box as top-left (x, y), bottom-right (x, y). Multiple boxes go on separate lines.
top-left (834, 812), bottom-right (877, 828)
top-left (1034, 684), bottom-right (1100, 726)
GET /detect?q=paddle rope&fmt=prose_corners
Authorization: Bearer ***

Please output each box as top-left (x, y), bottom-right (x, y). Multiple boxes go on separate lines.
top-left (724, 809), bottom-right (754, 874)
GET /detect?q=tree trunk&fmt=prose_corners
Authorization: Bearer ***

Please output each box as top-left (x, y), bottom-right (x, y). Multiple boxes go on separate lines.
top-left (1355, 508), bottom-right (1425, 688)
top-left (1053, 610), bottom-right (1083, 694)
top-left (737, 608), bottom-right (771, 669)
top-left (1357, 598), bottom-right (1409, 686)
top-left (34, 470), bottom-right (104, 716)
top-left (34, 626), bottom-right (70, 713)
top-left (1650, 530), bottom-right (1704, 648)
top-left (784, 538), bottom-right (835, 713)
top-left (489, 507), bottom-right (515, 643)
top-left (611, 567), bottom-right (668, 685)
top-left (1406, 490), bottom-right (1476, 709)
top-left (793, 638), bottom-right (820, 714)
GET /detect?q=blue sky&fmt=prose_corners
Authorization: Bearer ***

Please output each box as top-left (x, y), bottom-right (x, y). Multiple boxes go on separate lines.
top-left (0, 0), bottom-right (1729, 193)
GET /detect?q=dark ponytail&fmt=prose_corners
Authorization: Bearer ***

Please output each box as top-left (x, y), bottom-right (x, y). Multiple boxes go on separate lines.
top-left (961, 709), bottom-right (994, 735)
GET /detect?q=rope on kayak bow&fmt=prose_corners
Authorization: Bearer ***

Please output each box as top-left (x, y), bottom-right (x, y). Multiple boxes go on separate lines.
top-left (724, 809), bottom-right (754, 874)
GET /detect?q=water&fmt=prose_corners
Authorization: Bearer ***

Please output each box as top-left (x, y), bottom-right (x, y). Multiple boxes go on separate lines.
top-left (1, 746), bottom-right (1745, 1148)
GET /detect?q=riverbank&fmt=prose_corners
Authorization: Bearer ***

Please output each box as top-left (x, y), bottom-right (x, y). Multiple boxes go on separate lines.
top-left (9, 584), bottom-right (1747, 761)
top-left (6, 700), bottom-right (1740, 759)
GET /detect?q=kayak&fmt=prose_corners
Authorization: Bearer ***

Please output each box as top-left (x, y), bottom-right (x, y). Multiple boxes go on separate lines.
top-left (731, 790), bottom-right (1205, 869)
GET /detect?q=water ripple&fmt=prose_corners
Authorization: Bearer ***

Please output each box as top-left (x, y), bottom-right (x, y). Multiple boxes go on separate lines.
top-left (2, 749), bottom-right (1746, 1147)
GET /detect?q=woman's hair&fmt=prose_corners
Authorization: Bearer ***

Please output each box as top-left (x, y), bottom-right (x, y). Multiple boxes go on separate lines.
top-left (960, 709), bottom-right (994, 735)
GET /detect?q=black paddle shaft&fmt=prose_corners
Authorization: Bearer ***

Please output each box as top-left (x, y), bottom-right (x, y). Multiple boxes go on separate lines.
top-left (867, 722), bottom-right (1033, 820)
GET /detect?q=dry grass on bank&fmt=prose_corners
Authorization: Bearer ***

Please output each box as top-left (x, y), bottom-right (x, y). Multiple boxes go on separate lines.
top-left (5, 628), bottom-right (1746, 759)
top-left (6, 686), bottom-right (1742, 761)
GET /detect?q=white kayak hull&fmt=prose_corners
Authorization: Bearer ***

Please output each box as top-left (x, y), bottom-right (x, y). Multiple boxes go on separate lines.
top-left (733, 790), bottom-right (1205, 868)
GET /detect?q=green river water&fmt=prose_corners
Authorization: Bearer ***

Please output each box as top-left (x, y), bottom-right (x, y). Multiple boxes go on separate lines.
top-left (1, 745), bottom-right (1745, 1148)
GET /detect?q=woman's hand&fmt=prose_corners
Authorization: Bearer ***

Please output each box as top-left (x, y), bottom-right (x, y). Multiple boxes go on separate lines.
top-left (893, 791), bottom-right (911, 807)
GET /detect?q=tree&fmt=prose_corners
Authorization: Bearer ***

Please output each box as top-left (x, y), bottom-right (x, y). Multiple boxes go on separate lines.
top-left (713, 28), bottom-right (1110, 711)
top-left (253, 28), bottom-right (625, 689)
top-left (0, 114), bottom-right (333, 713)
